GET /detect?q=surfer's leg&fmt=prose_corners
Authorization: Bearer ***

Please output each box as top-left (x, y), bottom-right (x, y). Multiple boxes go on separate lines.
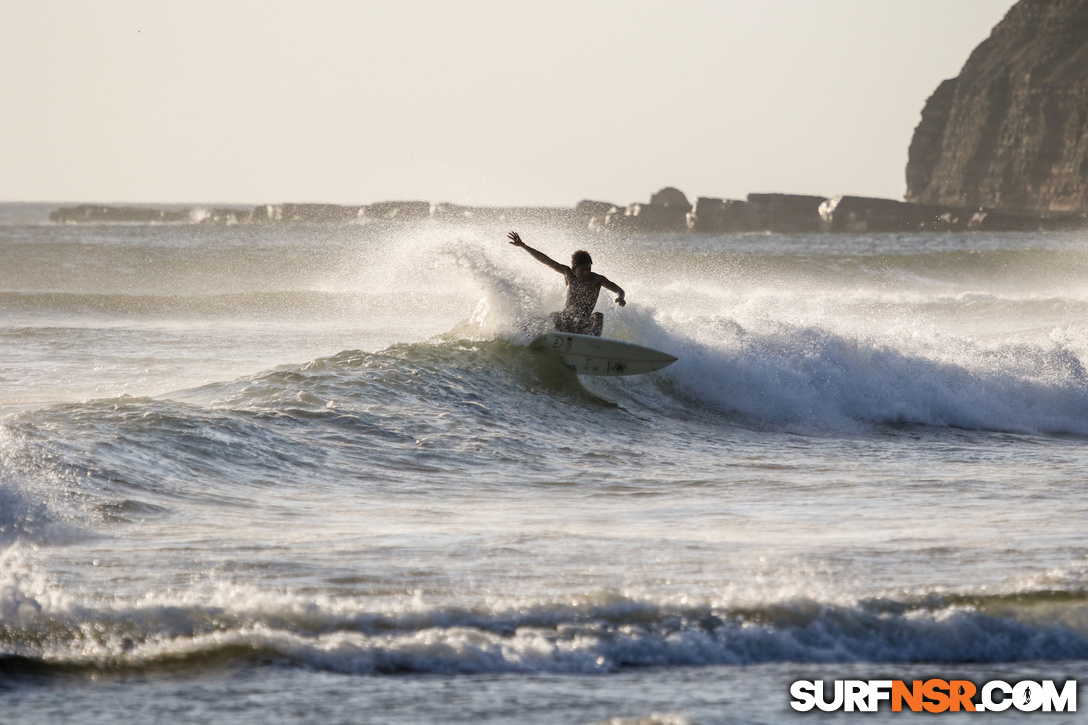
top-left (551, 311), bottom-right (571, 333)
top-left (590, 312), bottom-right (603, 337)
top-left (569, 315), bottom-right (593, 335)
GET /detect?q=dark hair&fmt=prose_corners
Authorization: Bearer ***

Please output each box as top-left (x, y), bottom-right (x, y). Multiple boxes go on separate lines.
top-left (571, 250), bottom-right (592, 268)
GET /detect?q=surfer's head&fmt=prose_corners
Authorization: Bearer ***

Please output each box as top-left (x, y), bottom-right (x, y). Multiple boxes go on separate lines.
top-left (571, 250), bottom-right (593, 278)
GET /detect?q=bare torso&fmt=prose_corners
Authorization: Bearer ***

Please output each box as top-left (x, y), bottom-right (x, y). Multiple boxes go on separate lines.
top-left (564, 271), bottom-right (604, 319)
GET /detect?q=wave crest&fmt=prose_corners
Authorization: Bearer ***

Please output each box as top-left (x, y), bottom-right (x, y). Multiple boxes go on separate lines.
top-left (2, 578), bottom-right (1086, 676)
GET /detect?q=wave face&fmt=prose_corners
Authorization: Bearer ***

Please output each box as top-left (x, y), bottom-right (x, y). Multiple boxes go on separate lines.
top-left (2, 214), bottom-right (1088, 722)
top-left (5, 218), bottom-right (1088, 433)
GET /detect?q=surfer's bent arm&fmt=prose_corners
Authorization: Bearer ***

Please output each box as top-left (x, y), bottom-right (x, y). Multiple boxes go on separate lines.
top-left (507, 231), bottom-right (569, 275)
top-left (599, 276), bottom-right (627, 307)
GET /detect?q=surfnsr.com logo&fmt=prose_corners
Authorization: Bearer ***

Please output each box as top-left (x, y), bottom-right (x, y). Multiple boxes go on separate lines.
top-left (790, 679), bottom-right (1077, 713)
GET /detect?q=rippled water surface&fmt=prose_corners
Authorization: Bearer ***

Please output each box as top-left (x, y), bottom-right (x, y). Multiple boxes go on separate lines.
top-left (2, 206), bottom-right (1087, 723)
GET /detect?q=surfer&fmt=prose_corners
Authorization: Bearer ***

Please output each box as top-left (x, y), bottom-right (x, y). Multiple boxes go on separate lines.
top-left (508, 231), bottom-right (625, 336)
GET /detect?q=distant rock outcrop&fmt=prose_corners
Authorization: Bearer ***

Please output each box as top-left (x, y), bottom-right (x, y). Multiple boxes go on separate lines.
top-left (364, 201), bottom-right (431, 222)
top-left (906, 0), bottom-right (1088, 212)
top-left (595, 187), bottom-right (693, 233)
top-left (649, 187), bottom-right (692, 212)
top-left (50, 188), bottom-right (1086, 234)
top-left (818, 195), bottom-right (967, 232)
top-left (744, 194), bottom-right (826, 232)
top-left (686, 197), bottom-right (746, 232)
top-left (249, 203), bottom-right (362, 223)
top-left (49, 205), bottom-right (191, 223)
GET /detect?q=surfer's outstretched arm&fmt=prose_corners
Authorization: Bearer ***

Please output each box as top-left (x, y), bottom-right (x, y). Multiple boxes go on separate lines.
top-left (507, 231), bottom-right (569, 275)
top-left (599, 276), bottom-right (627, 307)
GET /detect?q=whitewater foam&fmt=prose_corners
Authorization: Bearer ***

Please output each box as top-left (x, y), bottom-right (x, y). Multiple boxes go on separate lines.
top-left (3, 570), bottom-right (1087, 675)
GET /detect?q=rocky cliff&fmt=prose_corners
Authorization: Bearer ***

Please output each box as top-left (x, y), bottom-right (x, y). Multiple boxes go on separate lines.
top-left (906, 0), bottom-right (1088, 212)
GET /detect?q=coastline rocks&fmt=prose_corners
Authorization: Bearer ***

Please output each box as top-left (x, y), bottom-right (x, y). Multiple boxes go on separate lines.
top-left (744, 194), bottom-right (826, 232)
top-left (687, 197), bottom-right (747, 232)
top-left (432, 204), bottom-right (592, 229)
top-left (649, 187), bottom-right (692, 212)
top-left (818, 196), bottom-right (968, 232)
top-left (597, 187), bottom-right (692, 233)
top-left (906, 0), bottom-right (1088, 212)
top-left (48, 185), bottom-right (1088, 233)
top-left (363, 201), bottom-right (431, 222)
top-left (628, 202), bottom-right (689, 232)
top-left (966, 206), bottom-right (1088, 231)
top-left (249, 204), bottom-right (363, 223)
top-left (49, 205), bottom-right (192, 223)
top-left (199, 208), bottom-right (248, 224)
top-left (575, 200), bottom-right (616, 218)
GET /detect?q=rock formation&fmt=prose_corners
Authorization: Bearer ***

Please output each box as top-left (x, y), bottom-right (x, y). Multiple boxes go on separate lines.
top-left (649, 187), bottom-right (692, 212)
top-left (744, 194), bottom-right (826, 232)
top-left (906, 0), bottom-right (1088, 212)
top-left (818, 196), bottom-right (966, 233)
top-left (597, 187), bottom-right (693, 233)
top-left (49, 205), bottom-right (192, 223)
top-left (248, 203), bottom-right (363, 223)
top-left (687, 197), bottom-right (747, 232)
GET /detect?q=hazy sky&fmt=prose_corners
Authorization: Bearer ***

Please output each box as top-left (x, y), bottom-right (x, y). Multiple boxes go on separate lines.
top-left (4, 1), bottom-right (1013, 207)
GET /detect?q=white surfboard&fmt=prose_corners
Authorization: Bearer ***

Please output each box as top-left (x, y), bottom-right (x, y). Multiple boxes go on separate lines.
top-left (532, 332), bottom-right (677, 376)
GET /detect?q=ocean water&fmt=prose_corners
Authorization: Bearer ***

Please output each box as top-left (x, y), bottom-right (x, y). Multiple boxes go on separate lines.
top-left (1, 203), bottom-right (1087, 724)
